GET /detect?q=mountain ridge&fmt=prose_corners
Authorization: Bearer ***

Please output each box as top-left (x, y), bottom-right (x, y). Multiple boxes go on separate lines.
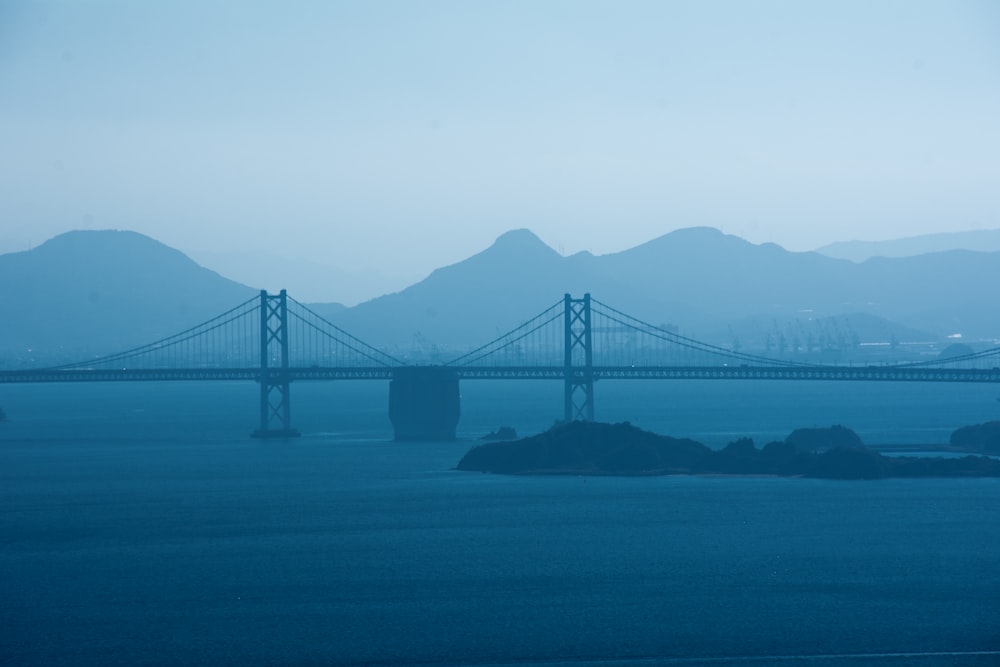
top-left (816, 228), bottom-right (1000, 262)
top-left (2, 227), bottom-right (997, 365)
top-left (272, 226), bottom-right (1000, 351)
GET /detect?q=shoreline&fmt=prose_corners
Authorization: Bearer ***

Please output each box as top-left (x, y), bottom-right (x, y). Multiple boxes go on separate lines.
top-left (869, 443), bottom-right (1000, 457)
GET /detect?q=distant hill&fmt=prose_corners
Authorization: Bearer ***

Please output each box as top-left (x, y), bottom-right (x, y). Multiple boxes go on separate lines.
top-left (330, 226), bottom-right (999, 351)
top-left (0, 230), bottom-right (259, 365)
top-left (816, 229), bottom-right (1000, 262)
top-left (612, 231), bottom-right (1000, 340)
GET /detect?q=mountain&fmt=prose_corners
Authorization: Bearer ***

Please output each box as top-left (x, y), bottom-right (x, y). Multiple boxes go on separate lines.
top-left (603, 228), bottom-right (1000, 338)
top-left (816, 229), bottom-right (1000, 262)
top-left (589, 228), bottom-right (999, 340)
top-left (328, 229), bottom-right (708, 351)
top-left (326, 227), bottom-right (1000, 350)
top-left (327, 229), bottom-right (594, 348)
top-left (0, 230), bottom-right (259, 365)
top-left (599, 227), bottom-right (852, 319)
top-left (852, 250), bottom-right (1000, 337)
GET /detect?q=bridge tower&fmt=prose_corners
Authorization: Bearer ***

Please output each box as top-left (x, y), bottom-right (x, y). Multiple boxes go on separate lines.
top-left (252, 289), bottom-right (300, 438)
top-left (564, 293), bottom-right (594, 422)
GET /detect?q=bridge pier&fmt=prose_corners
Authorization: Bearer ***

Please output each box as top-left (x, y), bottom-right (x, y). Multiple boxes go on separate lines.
top-left (389, 367), bottom-right (460, 441)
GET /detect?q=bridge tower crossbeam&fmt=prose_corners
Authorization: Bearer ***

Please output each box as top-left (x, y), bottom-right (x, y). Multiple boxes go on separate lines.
top-left (564, 293), bottom-right (594, 422)
top-left (252, 289), bottom-right (300, 438)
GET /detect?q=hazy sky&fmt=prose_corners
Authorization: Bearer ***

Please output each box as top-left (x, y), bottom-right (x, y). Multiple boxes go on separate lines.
top-left (2, 0), bottom-right (999, 283)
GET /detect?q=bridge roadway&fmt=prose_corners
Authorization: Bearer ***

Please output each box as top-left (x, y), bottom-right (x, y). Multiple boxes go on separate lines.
top-left (2, 364), bottom-right (999, 384)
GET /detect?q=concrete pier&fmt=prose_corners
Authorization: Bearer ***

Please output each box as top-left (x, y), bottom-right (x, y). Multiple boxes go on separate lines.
top-left (388, 367), bottom-right (460, 441)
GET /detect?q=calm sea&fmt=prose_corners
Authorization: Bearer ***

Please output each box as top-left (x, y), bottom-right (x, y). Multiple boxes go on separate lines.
top-left (2, 379), bottom-right (1000, 666)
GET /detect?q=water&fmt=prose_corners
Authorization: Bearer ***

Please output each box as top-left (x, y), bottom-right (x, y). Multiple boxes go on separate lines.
top-left (2, 380), bottom-right (1000, 666)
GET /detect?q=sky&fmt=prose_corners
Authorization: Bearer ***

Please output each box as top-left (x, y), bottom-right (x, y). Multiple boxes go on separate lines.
top-left (1, 0), bottom-right (999, 301)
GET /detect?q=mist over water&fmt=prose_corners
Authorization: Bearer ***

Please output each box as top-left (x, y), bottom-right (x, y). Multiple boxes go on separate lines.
top-left (2, 380), bottom-right (1000, 666)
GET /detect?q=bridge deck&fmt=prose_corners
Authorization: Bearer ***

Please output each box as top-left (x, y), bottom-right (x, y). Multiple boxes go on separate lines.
top-left (1, 365), bottom-right (998, 383)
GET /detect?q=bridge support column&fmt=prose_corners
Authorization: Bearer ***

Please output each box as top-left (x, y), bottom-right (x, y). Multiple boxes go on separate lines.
top-left (389, 367), bottom-right (460, 441)
top-left (564, 293), bottom-right (595, 422)
top-left (252, 289), bottom-right (300, 439)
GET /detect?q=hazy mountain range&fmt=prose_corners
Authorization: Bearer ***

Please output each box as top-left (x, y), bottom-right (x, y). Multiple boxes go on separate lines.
top-left (816, 229), bottom-right (1000, 263)
top-left (188, 228), bottom-right (1000, 304)
top-left (2, 227), bottom-right (998, 365)
top-left (327, 227), bottom-right (998, 350)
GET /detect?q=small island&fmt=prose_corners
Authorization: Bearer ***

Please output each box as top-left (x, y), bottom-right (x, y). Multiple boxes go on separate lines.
top-left (950, 421), bottom-right (1000, 455)
top-left (457, 421), bottom-right (1000, 480)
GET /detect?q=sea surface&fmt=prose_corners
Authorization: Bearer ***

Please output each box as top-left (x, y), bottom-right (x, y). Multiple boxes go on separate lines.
top-left (2, 379), bottom-right (1000, 666)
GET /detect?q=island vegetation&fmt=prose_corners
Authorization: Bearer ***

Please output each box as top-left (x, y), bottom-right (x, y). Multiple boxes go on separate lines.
top-left (481, 426), bottom-right (518, 441)
top-left (457, 421), bottom-right (1000, 480)
top-left (950, 421), bottom-right (1000, 455)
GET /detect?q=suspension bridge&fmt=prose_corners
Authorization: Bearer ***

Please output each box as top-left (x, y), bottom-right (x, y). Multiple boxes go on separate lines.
top-left (2, 291), bottom-right (999, 439)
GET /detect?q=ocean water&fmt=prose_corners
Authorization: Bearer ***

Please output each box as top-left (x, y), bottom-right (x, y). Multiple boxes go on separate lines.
top-left (2, 379), bottom-right (1000, 666)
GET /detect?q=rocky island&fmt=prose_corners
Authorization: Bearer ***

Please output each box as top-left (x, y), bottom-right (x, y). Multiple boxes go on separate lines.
top-left (950, 420), bottom-right (1000, 455)
top-left (457, 421), bottom-right (1000, 480)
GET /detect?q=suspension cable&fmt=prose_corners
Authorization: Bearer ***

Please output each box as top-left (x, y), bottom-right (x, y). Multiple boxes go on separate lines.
top-left (47, 295), bottom-right (260, 370)
top-left (591, 298), bottom-right (819, 367)
top-left (286, 297), bottom-right (404, 366)
top-left (444, 299), bottom-right (564, 366)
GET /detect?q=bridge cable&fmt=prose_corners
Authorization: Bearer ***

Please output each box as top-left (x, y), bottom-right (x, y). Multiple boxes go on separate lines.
top-left (443, 299), bottom-right (564, 367)
top-left (591, 298), bottom-right (822, 368)
top-left (891, 345), bottom-right (1000, 368)
top-left (286, 297), bottom-right (404, 367)
top-left (287, 311), bottom-right (404, 368)
top-left (45, 295), bottom-right (261, 370)
top-left (445, 311), bottom-right (563, 367)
